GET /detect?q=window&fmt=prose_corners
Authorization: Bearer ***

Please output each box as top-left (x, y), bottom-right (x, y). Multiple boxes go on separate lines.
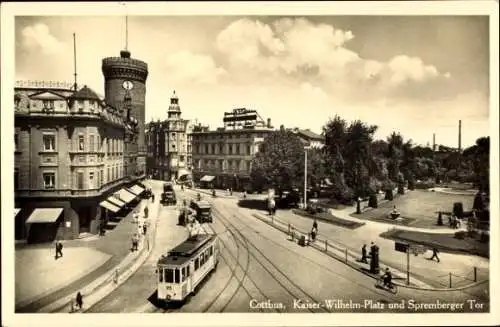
top-left (43, 172), bottom-right (55, 189)
top-left (43, 134), bottom-right (56, 151)
top-left (205, 144), bottom-right (209, 154)
top-left (172, 133), bottom-right (176, 139)
top-left (77, 171), bottom-right (84, 189)
top-left (14, 169), bottom-right (20, 190)
top-left (247, 145), bottom-right (252, 155)
top-left (181, 267), bottom-right (186, 282)
top-left (228, 160), bottom-right (232, 170)
top-left (211, 144), bottom-right (215, 154)
top-left (43, 100), bottom-right (54, 109)
top-left (78, 135), bottom-right (85, 151)
top-left (89, 135), bottom-right (95, 152)
top-left (174, 268), bottom-right (180, 284)
top-left (200, 253), bottom-right (205, 266)
top-left (14, 133), bottom-right (19, 150)
top-left (97, 135), bottom-right (101, 151)
top-left (165, 268), bottom-right (174, 283)
top-left (89, 171), bottom-right (94, 188)
top-left (195, 258), bottom-right (199, 270)
top-left (180, 155), bottom-right (185, 162)
top-left (186, 265), bottom-right (190, 277)
top-left (106, 139), bottom-right (110, 154)
top-left (209, 246), bottom-right (213, 256)
top-left (159, 268), bottom-right (164, 282)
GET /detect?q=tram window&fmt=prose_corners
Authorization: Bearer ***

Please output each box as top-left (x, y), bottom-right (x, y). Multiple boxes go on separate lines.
top-left (207, 249), bottom-right (210, 257)
top-left (159, 268), bottom-right (163, 282)
top-left (174, 268), bottom-right (180, 284)
top-left (209, 246), bottom-right (213, 256)
top-left (195, 258), bottom-right (199, 270)
top-left (181, 267), bottom-right (186, 282)
top-left (165, 269), bottom-right (174, 283)
top-left (200, 253), bottom-right (205, 266)
top-left (186, 266), bottom-right (190, 277)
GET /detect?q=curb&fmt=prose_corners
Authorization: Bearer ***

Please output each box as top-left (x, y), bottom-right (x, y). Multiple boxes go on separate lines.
top-left (40, 183), bottom-right (161, 313)
top-left (250, 212), bottom-right (487, 292)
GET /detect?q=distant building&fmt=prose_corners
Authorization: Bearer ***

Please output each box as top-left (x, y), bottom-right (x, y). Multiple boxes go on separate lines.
top-left (191, 108), bottom-right (274, 191)
top-left (291, 128), bottom-right (324, 148)
top-left (145, 91), bottom-right (191, 181)
top-left (14, 81), bottom-right (141, 242)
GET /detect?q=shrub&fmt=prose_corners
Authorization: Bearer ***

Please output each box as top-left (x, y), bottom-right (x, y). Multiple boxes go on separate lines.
top-left (397, 185), bottom-right (405, 194)
top-left (368, 194), bottom-right (378, 208)
top-left (454, 231), bottom-right (466, 239)
top-left (415, 181), bottom-right (435, 189)
top-left (453, 202), bottom-right (464, 218)
top-left (385, 189), bottom-right (394, 201)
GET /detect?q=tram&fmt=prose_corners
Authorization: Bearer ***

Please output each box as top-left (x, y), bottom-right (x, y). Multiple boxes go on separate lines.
top-left (156, 233), bottom-right (219, 304)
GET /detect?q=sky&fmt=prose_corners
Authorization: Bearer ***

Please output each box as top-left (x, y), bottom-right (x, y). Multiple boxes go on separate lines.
top-left (15, 14), bottom-right (490, 148)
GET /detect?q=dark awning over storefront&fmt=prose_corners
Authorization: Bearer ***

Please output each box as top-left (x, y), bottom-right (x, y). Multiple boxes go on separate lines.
top-left (200, 175), bottom-right (215, 182)
top-left (128, 184), bottom-right (145, 196)
top-left (114, 188), bottom-right (137, 204)
top-left (107, 196), bottom-right (126, 208)
top-left (99, 200), bottom-right (121, 213)
top-left (26, 208), bottom-right (63, 224)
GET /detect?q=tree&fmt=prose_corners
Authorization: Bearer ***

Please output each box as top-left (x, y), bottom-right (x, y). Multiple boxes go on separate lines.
top-left (250, 129), bottom-right (308, 191)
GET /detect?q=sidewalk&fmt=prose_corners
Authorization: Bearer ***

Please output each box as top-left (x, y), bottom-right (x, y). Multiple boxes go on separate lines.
top-left (15, 180), bottom-right (161, 313)
top-left (247, 205), bottom-right (489, 290)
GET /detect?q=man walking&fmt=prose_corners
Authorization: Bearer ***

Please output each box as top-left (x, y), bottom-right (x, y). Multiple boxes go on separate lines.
top-left (361, 244), bottom-right (368, 263)
top-left (55, 242), bottom-right (63, 259)
top-left (75, 292), bottom-right (83, 310)
top-left (430, 247), bottom-right (440, 262)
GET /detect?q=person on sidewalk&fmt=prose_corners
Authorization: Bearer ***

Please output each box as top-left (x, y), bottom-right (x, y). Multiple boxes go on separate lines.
top-left (55, 242), bottom-right (63, 259)
top-left (143, 224), bottom-right (147, 235)
top-left (75, 292), bottom-right (83, 310)
top-left (151, 192), bottom-right (155, 203)
top-left (313, 219), bottom-right (318, 233)
top-left (430, 248), bottom-right (440, 262)
top-left (361, 244), bottom-right (368, 263)
top-left (131, 234), bottom-right (138, 252)
top-left (144, 206), bottom-right (149, 219)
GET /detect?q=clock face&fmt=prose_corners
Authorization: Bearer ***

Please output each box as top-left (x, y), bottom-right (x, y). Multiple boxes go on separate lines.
top-left (122, 80), bottom-right (134, 90)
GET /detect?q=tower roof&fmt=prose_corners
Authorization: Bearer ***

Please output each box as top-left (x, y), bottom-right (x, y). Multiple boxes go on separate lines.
top-left (69, 85), bottom-right (101, 101)
top-left (171, 90), bottom-right (178, 100)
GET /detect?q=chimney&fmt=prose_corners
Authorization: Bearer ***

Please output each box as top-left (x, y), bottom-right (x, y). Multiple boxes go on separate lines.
top-left (433, 133), bottom-right (436, 151)
top-left (458, 120), bottom-right (462, 153)
top-left (267, 118), bottom-right (271, 128)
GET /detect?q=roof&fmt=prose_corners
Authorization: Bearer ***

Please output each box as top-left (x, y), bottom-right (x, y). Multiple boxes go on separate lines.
top-left (191, 199), bottom-right (211, 209)
top-left (158, 234), bottom-right (215, 266)
top-left (70, 85), bottom-right (101, 101)
top-left (296, 129), bottom-right (323, 141)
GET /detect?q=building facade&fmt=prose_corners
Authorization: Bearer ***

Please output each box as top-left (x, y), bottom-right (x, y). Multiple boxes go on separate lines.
top-left (145, 91), bottom-right (191, 181)
top-left (191, 108), bottom-right (274, 191)
top-left (14, 81), bottom-right (141, 242)
top-left (291, 128), bottom-right (325, 148)
top-left (102, 49), bottom-right (148, 178)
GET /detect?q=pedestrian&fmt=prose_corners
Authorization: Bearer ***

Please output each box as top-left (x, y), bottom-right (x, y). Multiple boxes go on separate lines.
top-left (230, 188), bottom-right (233, 196)
top-left (54, 242), bottom-right (59, 260)
top-left (313, 219), bottom-right (318, 232)
top-left (361, 244), bottom-right (368, 263)
top-left (144, 206), bottom-right (149, 218)
top-left (131, 234), bottom-right (138, 251)
top-left (57, 242), bottom-right (63, 258)
top-left (310, 227), bottom-right (317, 242)
top-left (143, 224), bottom-right (147, 235)
top-left (151, 192), bottom-right (155, 203)
top-left (430, 247), bottom-right (440, 262)
top-left (76, 292), bottom-right (83, 310)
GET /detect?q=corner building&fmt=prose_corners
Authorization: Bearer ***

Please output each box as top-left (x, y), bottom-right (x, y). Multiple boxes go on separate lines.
top-left (14, 81), bottom-right (141, 242)
top-left (102, 49), bottom-right (148, 178)
top-left (145, 91), bottom-right (192, 181)
top-left (191, 108), bottom-right (274, 191)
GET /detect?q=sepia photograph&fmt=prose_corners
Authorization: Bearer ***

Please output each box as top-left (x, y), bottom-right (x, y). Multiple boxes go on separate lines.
top-left (1, 1), bottom-right (498, 327)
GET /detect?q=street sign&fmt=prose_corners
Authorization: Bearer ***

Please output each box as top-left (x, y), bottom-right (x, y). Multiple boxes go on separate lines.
top-left (395, 241), bottom-right (409, 253)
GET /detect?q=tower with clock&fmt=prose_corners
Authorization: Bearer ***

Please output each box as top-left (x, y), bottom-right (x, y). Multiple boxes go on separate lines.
top-left (102, 48), bottom-right (148, 176)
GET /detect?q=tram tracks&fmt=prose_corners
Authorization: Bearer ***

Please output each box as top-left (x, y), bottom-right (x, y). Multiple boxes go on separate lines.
top-left (214, 200), bottom-right (401, 303)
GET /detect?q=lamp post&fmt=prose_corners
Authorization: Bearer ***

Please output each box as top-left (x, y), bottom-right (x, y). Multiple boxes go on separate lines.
top-left (304, 146), bottom-right (309, 209)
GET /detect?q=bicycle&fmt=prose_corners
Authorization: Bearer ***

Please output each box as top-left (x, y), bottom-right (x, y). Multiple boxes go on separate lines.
top-left (375, 277), bottom-right (398, 294)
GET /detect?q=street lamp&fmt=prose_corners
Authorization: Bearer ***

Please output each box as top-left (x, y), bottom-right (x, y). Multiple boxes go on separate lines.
top-left (304, 143), bottom-right (324, 209)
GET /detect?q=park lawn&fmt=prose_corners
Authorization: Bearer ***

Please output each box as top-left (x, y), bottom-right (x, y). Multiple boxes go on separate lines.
top-left (292, 209), bottom-right (365, 230)
top-left (353, 190), bottom-right (474, 229)
top-left (379, 229), bottom-right (489, 258)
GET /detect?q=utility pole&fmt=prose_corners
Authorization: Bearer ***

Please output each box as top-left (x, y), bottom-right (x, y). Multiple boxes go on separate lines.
top-left (73, 33), bottom-right (78, 91)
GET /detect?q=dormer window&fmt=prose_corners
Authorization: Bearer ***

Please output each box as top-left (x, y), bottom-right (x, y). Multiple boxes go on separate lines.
top-left (43, 100), bottom-right (54, 110)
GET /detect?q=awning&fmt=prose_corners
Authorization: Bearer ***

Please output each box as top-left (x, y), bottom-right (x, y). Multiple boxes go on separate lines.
top-left (200, 175), bottom-right (215, 182)
top-left (99, 200), bottom-right (121, 213)
top-left (114, 188), bottom-right (137, 204)
top-left (178, 169), bottom-right (190, 177)
top-left (107, 196), bottom-right (126, 208)
top-left (128, 184), bottom-right (145, 196)
top-left (26, 208), bottom-right (63, 224)
top-left (15, 208), bottom-right (21, 217)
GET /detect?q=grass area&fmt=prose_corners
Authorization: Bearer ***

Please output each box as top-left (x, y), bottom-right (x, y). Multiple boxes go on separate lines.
top-left (380, 229), bottom-right (489, 258)
top-left (292, 209), bottom-right (365, 229)
top-left (353, 190), bottom-right (474, 229)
